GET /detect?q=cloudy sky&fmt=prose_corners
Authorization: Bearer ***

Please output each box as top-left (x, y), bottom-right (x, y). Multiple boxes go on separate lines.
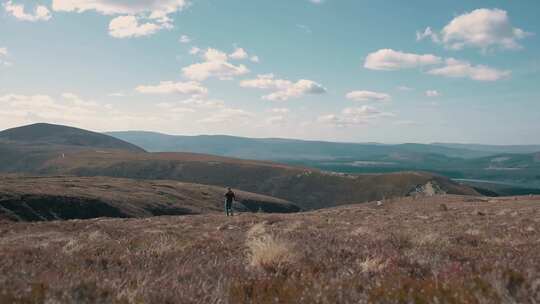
top-left (1, 0), bottom-right (539, 144)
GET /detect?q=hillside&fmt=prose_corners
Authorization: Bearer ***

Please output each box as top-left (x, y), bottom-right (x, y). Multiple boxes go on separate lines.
top-left (0, 123), bottom-right (480, 210)
top-left (1, 195), bottom-right (539, 303)
top-left (1, 123), bottom-right (144, 152)
top-left (31, 149), bottom-right (479, 210)
top-left (0, 175), bottom-right (299, 222)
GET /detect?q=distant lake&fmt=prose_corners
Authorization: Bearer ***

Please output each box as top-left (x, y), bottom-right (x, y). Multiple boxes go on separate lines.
top-left (454, 178), bottom-right (540, 189)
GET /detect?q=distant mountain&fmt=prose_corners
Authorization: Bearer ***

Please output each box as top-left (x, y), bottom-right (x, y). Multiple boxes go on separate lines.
top-left (107, 131), bottom-right (491, 160)
top-left (433, 143), bottom-right (540, 154)
top-left (1, 123), bottom-right (144, 152)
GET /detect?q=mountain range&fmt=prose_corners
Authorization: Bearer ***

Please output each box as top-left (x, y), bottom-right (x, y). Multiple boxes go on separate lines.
top-left (0, 123), bottom-right (480, 221)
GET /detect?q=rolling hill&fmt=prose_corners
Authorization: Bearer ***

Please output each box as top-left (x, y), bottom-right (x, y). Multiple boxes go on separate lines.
top-left (0, 123), bottom-right (479, 210)
top-left (1, 123), bottom-right (144, 152)
top-left (0, 175), bottom-right (299, 222)
top-left (106, 131), bottom-right (491, 160)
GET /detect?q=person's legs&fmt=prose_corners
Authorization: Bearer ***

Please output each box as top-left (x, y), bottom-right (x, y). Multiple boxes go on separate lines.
top-left (226, 200), bottom-right (232, 216)
top-left (225, 200), bottom-right (229, 216)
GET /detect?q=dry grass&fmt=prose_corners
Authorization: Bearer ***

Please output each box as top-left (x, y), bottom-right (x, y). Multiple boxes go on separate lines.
top-left (1, 195), bottom-right (540, 303)
top-left (246, 234), bottom-right (297, 274)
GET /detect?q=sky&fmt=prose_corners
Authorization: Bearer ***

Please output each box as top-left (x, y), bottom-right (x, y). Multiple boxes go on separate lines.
top-left (1, 0), bottom-right (539, 144)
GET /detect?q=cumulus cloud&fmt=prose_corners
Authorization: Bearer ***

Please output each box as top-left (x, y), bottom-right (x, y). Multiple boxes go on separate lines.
top-left (318, 106), bottom-right (393, 127)
top-left (3, 1), bottom-right (51, 22)
top-left (418, 8), bottom-right (532, 52)
top-left (427, 58), bottom-right (511, 81)
top-left (52, 0), bottom-right (188, 16)
top-left (240, 74), bottom-right (326, 101)
top-left (135, 81), bottom-right (207, 96)
top-left (425, 90), bottom-right (440, 97)
top-left (198, 108), bottom-right (253, 124)
top-left (229, 48), bottom-right (248, 60)
top-left (182, 48), bottom-right (250, 81)
top-left (52, 0), bottom-right (188, 38)
top-left (108, 15), bottom-right (168, 38)
top-left (364, 49), bottom-right (442, 71)
top-left (365, 48), bottom-right (510, 82)
top-left (0, 93), bottom-right (110, 128)
top-left (346, 90), bottom-right (391, 102)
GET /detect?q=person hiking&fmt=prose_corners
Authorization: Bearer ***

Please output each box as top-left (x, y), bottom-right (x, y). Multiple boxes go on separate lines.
top-left (224, 187), bottom-right (236, 216)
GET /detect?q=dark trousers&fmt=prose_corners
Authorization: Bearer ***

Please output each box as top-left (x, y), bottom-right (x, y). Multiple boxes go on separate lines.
top-left (225, 200), bottom-right (233, 216)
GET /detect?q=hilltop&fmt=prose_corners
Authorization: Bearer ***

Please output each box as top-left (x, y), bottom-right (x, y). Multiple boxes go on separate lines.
top-left (1, 123), bottom-right (144, 152)
top-left (0, 175), bottom-right (300, 222)
top-left (1, 195), bottom-right (539, 303)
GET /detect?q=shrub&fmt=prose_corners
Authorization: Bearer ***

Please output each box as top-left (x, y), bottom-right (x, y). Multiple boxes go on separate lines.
top-left (246, 234), bottom-right (297, 274)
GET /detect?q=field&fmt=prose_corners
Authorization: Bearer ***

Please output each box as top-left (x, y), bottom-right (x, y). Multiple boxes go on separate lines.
top-left (1, 195), bottom-right (539, 303)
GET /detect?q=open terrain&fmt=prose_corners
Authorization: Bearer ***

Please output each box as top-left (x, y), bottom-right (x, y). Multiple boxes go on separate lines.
top-left (1, 195), bottom-right (539, 303)
top-left (0, 123), bottom-right (479, 210)
top-left (0, 175), bottom-right (299, 222)
top-left (108, 131), bottom-right (540, 192)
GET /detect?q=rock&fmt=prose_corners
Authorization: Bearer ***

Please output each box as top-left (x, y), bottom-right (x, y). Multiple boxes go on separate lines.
top-left (439, 204), bottom-right (449, 211)
top-left (376, 201), bottom-right (383, 207)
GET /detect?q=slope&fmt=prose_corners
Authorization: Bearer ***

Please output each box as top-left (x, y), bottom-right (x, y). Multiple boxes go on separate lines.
top-left (0, 175), bottom-right (300, 222)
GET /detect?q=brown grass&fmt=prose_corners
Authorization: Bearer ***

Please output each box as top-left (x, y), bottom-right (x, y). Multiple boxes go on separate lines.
top-left (1, 195), bottom-right (540, 303)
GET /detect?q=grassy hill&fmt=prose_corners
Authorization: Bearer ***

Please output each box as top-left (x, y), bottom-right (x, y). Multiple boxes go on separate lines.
top-left (0, 123), bottom-right (479, 210)
top-left (1, 123), bottom-right (144, 152)
top-left (30, 149), bottom-right (478, 210)
top-left (1, 195), bottom-right (539, 303)
top-left (0, 175), bottom-right (299, 222)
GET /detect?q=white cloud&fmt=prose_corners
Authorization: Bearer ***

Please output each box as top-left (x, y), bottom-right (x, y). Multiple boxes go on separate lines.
top-left (270, 108), bottom-right (290, 114)
top-left (179, 34), bottom-right (191, 43)
top-left (364, 49), bottom-right (442, 71)
top-left (250, 56), bottom-right (260, 63)
top-left (425, 90), bottom-right (440, 97)
top-left (365, 48), bottom-right (510, 82)
top-left (180, 98), bottom-right (225, 109)
top-left (198, 108), bottom-right (253, 124)
top-left (52, 0), bottom-right (188, 38)
top-left (309, 0), bottom-right (324, 4)
top-left (240, 74), bottom-right (326, 101)
top-left (0, 93), bottom-right (111, 127)
top-left (318, 106), bottom-right (393, 127)
top-left (427, 58), bottom-right (511, 81)
top-left (346, 90), bottom-right (391, 102)
top-left (397, 85), bottom-right (413, 91)
top-left (182, 48), bottom-right (250, 81)
top-left (418, 8), bottom-right (532, 52)
top-left (3, 1), bottom-right (51, 22)
top-left (135, 81), bottom-right (207, 96)
top-left (108, 15), bottom-right (168, 38)
top-left (52, 0), bottom-right (188, 17)
top-left (229, 48), bottom-right (248, 60)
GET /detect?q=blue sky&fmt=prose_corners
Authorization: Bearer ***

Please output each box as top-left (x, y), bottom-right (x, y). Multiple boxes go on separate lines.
top-left (1, 0), bottom-right (539, 144)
